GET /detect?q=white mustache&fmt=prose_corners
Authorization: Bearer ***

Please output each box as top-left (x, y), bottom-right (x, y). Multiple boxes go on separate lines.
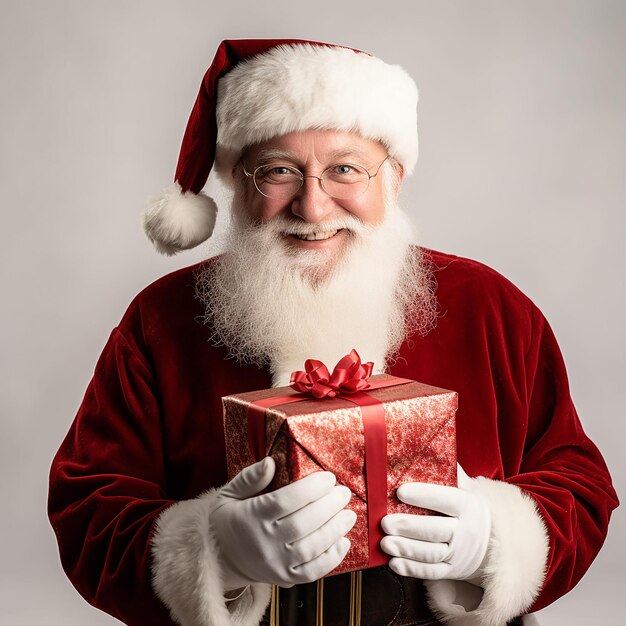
top-left (259, 215), bottom-right (369, 238)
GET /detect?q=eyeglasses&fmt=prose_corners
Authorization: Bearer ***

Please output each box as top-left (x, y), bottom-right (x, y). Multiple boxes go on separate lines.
top-left (242, 156), bottom-right (389, 201)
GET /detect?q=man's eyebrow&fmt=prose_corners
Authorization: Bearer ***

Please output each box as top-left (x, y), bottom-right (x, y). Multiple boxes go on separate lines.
top-left (254, 149), bottom-right (298, 162)
top-left (326, 147), bottom-right (372, 161)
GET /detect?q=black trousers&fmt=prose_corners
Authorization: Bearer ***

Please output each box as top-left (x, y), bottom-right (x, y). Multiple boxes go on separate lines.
top-left (260, 567), bottom-right (524, 626)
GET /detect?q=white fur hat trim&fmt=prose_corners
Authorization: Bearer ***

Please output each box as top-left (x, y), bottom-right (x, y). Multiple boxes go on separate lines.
top-left (215, 43), bottom-right (419, 174)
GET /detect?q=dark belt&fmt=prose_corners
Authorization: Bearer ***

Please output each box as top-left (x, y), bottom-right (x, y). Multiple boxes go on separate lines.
top-left (260, 567), bottom-right (441, 626)
top-left (259, 567), bottom-right (526, 626)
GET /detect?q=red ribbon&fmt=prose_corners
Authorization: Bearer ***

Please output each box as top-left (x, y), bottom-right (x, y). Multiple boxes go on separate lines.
top-left (246, 350), bottom-right (411, 569)
top-left (290, 349), bottom-right (374, 398)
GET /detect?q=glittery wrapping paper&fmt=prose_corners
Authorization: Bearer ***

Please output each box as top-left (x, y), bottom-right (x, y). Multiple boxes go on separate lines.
top-left (222, 374), bottom-right (457, 574)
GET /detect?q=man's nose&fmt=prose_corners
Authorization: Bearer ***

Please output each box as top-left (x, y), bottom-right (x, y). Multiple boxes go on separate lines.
top-left (290, 176), bottom-right (334, 223)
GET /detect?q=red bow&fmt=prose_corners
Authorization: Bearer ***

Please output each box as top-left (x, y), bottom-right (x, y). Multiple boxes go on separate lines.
top-left (290, 349), bottom-right (374, 399)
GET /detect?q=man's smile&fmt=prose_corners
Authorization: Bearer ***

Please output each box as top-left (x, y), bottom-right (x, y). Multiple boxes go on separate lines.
top-left (287, 228), bottom-right (344, 241)
top-left (282, 228), bottom-right (349, 251)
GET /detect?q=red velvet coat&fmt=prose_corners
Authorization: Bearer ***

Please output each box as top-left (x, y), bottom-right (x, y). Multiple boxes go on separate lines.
top-left (48, 249), bottom-right (618, 625)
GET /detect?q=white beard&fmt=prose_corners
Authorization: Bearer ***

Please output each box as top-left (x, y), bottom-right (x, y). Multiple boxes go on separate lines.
top-left (195, 193), bottom-right (437, 387)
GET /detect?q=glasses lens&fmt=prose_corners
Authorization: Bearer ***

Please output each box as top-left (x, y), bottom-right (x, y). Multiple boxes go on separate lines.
top-left (253, 165), bottom-right (302, 199)
top-left (321, 164), bottom-right (369, 199)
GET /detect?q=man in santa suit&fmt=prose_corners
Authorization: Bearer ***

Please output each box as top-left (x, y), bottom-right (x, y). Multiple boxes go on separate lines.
top-left (48, 40), bottom-right (617, 626)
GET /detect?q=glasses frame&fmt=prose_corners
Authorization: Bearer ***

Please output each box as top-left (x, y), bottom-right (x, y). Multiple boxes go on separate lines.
top-left (242, 155), bottom-right (390, 201)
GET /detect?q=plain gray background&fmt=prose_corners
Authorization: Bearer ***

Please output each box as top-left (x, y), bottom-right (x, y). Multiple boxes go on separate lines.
top-left (1, 1), bottom-right (624, 624)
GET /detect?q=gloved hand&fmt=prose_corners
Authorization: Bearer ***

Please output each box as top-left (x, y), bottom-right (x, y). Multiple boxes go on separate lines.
top-left (210, 457), bottom-right (356, 590)
top-left (380, 466), bottom-right (491, 581)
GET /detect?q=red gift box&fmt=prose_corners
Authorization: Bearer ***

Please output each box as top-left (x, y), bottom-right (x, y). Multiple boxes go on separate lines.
top-left (222, 355), bottom-right (457, 574)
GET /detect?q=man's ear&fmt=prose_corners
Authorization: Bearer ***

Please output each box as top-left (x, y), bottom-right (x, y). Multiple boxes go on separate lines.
top-left (391, 160), bottom-right (405, 197)
top-left (231, 161), bottom-right (251, 203)
top-left (395, 163), bottom-right (405, 192)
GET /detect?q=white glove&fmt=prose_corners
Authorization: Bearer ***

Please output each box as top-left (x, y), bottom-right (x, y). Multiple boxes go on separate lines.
top-left (210, 457), bottom-right (356, 590)
top-left (380, 466), bottom-right (491, 581)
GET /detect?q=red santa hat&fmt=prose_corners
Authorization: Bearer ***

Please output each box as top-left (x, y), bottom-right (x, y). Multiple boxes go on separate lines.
top-left (143, 38), bottom-right (419, 255)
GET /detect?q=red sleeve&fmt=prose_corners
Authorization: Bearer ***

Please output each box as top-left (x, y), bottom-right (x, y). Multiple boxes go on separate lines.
top-left (48, 326), bottom-right (177, 625)
top-left (512, 306), bottom-right (618, 611)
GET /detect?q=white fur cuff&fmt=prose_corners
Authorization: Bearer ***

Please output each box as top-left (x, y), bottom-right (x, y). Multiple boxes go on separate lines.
top-left (151, 490), bottom-right (271, 626)
top-left (425, 478), bottom-right (549, 626)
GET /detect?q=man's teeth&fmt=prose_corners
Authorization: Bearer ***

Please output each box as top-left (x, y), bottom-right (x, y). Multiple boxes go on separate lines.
top-left (291, 229), bottom-right (340, 241)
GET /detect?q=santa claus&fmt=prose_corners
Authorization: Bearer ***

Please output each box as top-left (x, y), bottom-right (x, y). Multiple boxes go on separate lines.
top-left (48, 39), bottom-right (617, 626)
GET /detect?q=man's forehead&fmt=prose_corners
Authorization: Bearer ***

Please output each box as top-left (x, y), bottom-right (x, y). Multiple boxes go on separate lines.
top-left (243, 129), bottom-right (388, 165)
top-left (253, 146), bottom-right (375, 163)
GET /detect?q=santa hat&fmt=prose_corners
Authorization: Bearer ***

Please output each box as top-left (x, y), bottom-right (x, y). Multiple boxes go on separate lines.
top-left (143, 38), bottom-right (419, 255)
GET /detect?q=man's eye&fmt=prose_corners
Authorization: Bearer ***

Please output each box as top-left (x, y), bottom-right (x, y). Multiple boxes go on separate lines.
top-left (258, 165), bottom-right (299, 182)
top-left (333, 164), bottom-right (355, 175)
top-left (326, 164), bottom-right (365, 182)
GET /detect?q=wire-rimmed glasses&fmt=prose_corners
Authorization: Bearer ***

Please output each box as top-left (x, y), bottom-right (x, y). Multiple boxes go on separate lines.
top-left (243, 156), bottom-right (389, 201)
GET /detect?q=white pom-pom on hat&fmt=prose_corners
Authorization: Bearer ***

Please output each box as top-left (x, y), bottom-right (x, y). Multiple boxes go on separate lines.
top-left (143, 183), bottom-right (217, 256)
